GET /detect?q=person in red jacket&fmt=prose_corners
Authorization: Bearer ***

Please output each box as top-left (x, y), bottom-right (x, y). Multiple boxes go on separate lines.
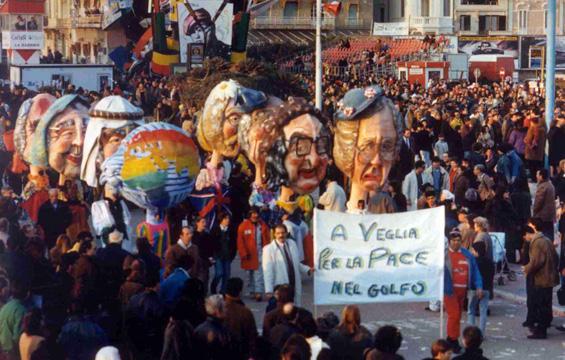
top-left (237, 208), bottom-right (270, 301)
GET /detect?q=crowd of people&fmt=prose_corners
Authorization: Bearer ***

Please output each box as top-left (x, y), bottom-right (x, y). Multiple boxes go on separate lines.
top-left (0, 41), bottom-right (563, 360)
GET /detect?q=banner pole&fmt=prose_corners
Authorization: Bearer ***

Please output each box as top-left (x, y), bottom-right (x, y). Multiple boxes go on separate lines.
top-left (439, 298), bottom-right (444, 339)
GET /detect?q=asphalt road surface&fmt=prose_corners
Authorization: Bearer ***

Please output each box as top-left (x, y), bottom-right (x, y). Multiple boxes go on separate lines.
top-left (230, 258), bottom-right (565, 359)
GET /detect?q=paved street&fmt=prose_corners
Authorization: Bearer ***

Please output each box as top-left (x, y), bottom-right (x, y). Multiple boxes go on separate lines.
top-left (231, 258), bottom-right (565, 359)
top-left (121, 206), bottom-right (565, 358)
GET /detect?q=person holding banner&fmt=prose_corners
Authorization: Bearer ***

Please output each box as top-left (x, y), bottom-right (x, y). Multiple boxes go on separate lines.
top-left (444, 229), bottom-right (483, 354)
top-left (262, 224), bottom-right (313, 307)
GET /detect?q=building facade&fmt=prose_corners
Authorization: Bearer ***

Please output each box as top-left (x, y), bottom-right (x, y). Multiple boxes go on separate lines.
top-left (453, 0), bottom-right (513, 35)
top-left (250, 0), bottom-right (373, 33)
top-left (512, 0), bottom-right (565, 35)
top-left (44, 0), bottom-right (126, 64)
top-left (372, 0), bottom-right (453, 35)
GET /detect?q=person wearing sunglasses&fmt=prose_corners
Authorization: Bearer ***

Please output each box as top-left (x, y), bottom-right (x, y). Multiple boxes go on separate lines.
top-left (333, 85), bottom-right (404, 213)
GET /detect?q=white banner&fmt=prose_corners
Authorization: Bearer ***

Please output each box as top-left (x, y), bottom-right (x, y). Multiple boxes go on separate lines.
top-left (372, 21), bottom-right (409, 36)
top-left (2, 32), bottom-right (44, 50)
top-left (313, 207), bottom-right (445, 305)
top-left (178, 1), bottom-right (233, 63)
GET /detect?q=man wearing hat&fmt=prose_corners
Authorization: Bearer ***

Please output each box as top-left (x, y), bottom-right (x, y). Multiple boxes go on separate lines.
top-left (333, 85), bottom-right (404, 213)
top-left (81, 95), bottom-right (145, 188)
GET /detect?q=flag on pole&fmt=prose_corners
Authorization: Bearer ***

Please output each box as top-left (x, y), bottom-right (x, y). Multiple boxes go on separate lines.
top-left (322, 0), bottom-right (341, 16)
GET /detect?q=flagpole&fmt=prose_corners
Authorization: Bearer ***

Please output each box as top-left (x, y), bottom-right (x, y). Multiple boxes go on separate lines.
top-left (315, 0), bottom-right (322, 110)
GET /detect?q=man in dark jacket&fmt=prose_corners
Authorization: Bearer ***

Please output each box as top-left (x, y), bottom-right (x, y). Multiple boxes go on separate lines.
top-left (210, 214), bottom-right (235, 294)
top-left (533, 169), bottom-right (556, 240)
top-left (522, 218), bottom-right (560, 339)
top-left (164, 226), bottom-right (200, 279)
top-left (125, 277), bottom-right (168, 360)
top-left (223, 277), bottom-right (257, 359)
top-left (95, 229), bottom-right (131, 300)
top-left (193, 294), bottom-right (232, 359)
top-left (453, 326), bottom-right (489, 360)
top-left (37, 188), bottom-right (72, 248)
top-left (193, 217), bottom-right (215, 292)
top-left (262, 284), bottom-right (294, 339)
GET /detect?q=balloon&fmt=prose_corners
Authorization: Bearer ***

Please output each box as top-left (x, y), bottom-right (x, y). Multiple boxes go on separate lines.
top-left (102, 122), bottom-right (200, 213)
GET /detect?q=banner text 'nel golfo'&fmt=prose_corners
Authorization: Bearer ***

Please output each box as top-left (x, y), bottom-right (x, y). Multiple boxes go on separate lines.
top-left (313, 207), bottom-right (445, 305)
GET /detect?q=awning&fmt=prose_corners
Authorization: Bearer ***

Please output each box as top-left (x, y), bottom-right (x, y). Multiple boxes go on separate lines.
top-left (247, 29), bottom-right (370, 47)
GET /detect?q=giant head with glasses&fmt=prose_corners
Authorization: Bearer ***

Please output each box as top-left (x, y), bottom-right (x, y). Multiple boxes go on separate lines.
top-left (265, 97), bottom-right (331, 195)
top-left (198, 80), bottom-right (268, 161)
top-left (333, 86), bottom-right (403, 211)
top-left (30, 95), bottom-right (90, 180)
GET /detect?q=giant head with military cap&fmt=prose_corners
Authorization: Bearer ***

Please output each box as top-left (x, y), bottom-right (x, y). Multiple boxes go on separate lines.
top-left (333, 85), bottom-right (404, 212)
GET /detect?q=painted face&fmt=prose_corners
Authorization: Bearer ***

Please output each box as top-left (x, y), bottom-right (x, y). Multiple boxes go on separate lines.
top-left (48, 104), bottom-right (88, 179)
top-left (283, 113), bottom-right (329, 194)
top-left (221, 98), bottom-right (246, 158)
top-left (188, 25), bottom-right (213, 44)
top-left (100, 127), bottom-right (130, 160)
top-left (103, 133), bottom-right (125, 159)
top-left (244, 98), bottom-right (283, 184)
top-left (16, 94), bottom-right (56, 163)
top-left (351, 110), bottom-right (398, 192)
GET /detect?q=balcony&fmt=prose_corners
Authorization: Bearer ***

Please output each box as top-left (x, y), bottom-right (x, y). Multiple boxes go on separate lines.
top-left (343, 18), bottom-right (368, 29)
top-left (251, 16), bottom-right (335, 30)
top-left (45, 17), bottom-right (73, 29)
top-left (410, 16), bottom-right (453, 34)
top-left (461, 0), bottom-right (498, 4)
top-left (77, 14), bottom-right (102, 28)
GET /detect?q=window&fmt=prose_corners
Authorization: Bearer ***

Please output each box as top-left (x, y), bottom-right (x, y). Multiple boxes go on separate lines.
top-left (460, 15), bottom-right (471, 31)
top-left (479, 15), bottom-right (506, 32)
top-left (461, 0), bottom-right (498, 4)
top-left (421, 0), bottom-right (430, 17)
top-left (518, 10), bottom-right (527, 31)
top-left (283, 1), bottom-right (298, 17)
top-left (348, 4), bottom-right (358, 19)
top-left (400, 0), bottom-right (405, 18)
top-left (544, 10), bottom-right (548, 30)
top-left (444, 0), bottom-right (450, 17)
top-left (310, 3), bottom-right (324, 19)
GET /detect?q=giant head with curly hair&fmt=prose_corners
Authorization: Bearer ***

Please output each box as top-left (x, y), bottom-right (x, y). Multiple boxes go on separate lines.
top-left (333, 85), bottom-right (403, 211)
top-left (265, 97), bottom-right (331, 195)
top-left (238, 95), bottom-right (284, 186)
top-left (198, 80), bottom-right (268, 160)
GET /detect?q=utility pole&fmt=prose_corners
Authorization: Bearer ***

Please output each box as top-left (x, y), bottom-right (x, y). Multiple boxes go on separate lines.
top-left (315, 0), bottom-right (322, 110)
top-left (545, 0), bottom-right (556, 132)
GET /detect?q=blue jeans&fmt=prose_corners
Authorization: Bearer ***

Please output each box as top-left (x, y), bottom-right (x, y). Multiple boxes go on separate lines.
top-left (468, 290), bottom-right (489, 335)
top-left (210, 259), bottom-right (231, 294)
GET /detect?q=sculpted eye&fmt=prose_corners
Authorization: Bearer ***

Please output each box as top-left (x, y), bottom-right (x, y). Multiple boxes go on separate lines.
top-left (381, 141), bottom-right (395, 152)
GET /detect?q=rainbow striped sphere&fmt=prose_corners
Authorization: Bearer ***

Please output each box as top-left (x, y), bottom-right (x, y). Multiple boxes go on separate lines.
top-left (102, 122), bottom-right (200, 211)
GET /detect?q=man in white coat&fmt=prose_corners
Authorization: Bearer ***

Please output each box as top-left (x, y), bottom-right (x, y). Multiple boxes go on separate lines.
top-left (402, 160), bottom-right (428, 211)
top-left (263, 224), bottom-right (313, 307)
